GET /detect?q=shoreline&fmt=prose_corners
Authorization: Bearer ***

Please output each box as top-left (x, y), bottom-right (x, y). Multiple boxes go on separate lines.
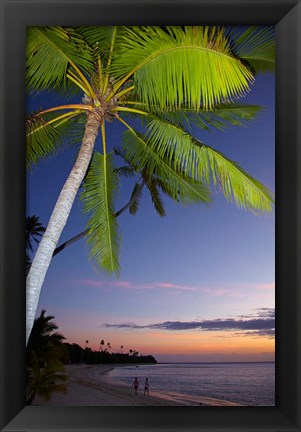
top-left (33, 364), bottom-right (244, 407)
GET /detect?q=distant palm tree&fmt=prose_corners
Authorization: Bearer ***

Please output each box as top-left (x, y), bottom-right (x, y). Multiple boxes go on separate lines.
top-left (26, 215), bottom-right (46, 252)
top-left (107, 342), bottom-right (111, 352)
top-left (100, 339), bottom-right (105, 351)
top-left (26, 215), bottom-right (45, 275)
top-left (116, 145), bottom-right (187, 217)
top-left (120, 345), bottom-right (123, 354)
top-left (85, 340), bottom-right (89, 349)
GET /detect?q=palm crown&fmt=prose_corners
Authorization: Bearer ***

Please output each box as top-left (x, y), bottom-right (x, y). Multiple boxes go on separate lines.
top-left (26, 25), bottom-right (274, 343)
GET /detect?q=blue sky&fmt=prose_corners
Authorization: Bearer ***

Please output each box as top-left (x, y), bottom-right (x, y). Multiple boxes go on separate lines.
top-left (27, 62), bottom-right (275, 362)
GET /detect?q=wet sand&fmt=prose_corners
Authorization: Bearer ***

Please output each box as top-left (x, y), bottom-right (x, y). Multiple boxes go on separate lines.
top-left (33, 364), bottom-right (244, 406)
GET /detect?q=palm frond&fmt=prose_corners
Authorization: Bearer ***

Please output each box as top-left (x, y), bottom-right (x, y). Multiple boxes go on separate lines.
top-left (124, 115), bottom-right (273, 213)
top-left (138, 113), bottom-right (199, 178)
top-left (114, 166), bottom-right (136, 178)
top-left (26, 215), bottom-right (45, 251)
top-left (146, 180), bottom-right (166, 216)
top-left (114, 146), bottom-right (138, 168)
top-left (80, 152), bottom-right (120, 274)
top-left (111, 26), bottom-right (254, 110)
top-left (113, 147), bottom-right (138, 178)
top-left (26, 355), bottom-right (67, 403)
top-left (120, 101), bottom-right (263, 135)
top-left (192, 139), bottom-right (274, 212)
top-left (26, 116), bottom-right (63, 169)
top-left (160, 104), bottom-right (262, 132)
top-left (129, 182), bottom-right (144, 215)
top-left (77, 26), bottom-right (117, 51)
top-left (26, 110), bottom-right (84, 169)
top-left (64, 114), bottom-right (88, 149)
top-left (230, 26), bottom-right (275, 73)
top-left (121, 102), bottom-right (262, 132)
top-left (77, 26), bottom-right (123, 61)
top-left (122, 129), bottom-right (211, 206)
top-left (26, 27), bottom-right (94, 93)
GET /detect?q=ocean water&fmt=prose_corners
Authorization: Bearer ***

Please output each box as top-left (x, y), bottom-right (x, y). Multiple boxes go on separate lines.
top-left (105, 362), bottom-right (275, 406)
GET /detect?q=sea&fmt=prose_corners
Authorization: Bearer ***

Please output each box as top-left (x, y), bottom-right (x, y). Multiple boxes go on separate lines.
top-left (105, 362), bottom-right (275, 406)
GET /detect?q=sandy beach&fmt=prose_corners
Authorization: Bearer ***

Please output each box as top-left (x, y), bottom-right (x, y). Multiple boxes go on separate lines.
top-left (32, 364), bottom-right (244, 406)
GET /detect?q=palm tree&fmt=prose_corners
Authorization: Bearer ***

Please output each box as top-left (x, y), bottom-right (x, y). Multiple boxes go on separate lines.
top-left (85, 340), bottom-right (89, 349)
top-left (120, 345), bottom-right (124, 354)
top-left (26, 353), bottom-right (67, 405)
top-left (26, 215), bottom-right (46, 252)
top-left (26, 310), bottom-right (67, 405)
top-left (26, 26), bottom-right (274, 343)
top-left (27, 309), bottom-right (66, 367)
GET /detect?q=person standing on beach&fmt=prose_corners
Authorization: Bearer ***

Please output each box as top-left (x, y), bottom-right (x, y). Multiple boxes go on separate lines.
top-left (132, 377), bottom-right (139, 395)
top-left (144, 378), bottom-right (149, 396)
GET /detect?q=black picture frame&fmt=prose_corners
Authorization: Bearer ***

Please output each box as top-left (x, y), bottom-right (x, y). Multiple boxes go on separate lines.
top-left (0, 1), bottom-right (300, 431)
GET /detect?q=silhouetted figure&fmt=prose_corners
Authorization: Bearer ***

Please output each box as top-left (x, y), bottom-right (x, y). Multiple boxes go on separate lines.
top-left (132, 377), bottom-right (139, 395)
top-left (144, 378), bottom-right (149, 396)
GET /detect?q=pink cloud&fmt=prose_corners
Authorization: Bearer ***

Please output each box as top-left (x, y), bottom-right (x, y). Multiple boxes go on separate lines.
top-left (76, 279), bottom-right (135, 289)
top-left (111, 281), bottom-right (134, 289)
top-left (210, 289), bottom-right (232, 297)
top-left (73, 278), bottom-right (235, 296)
top-left (153, 282), bottom-right (200, 292)
top-left (78, 279), bottom-right (105, 287)
top-left (70, 278), bottom-right (274, 301)
top-left (154, 282), bottom-right (180, 288)
top-left (256, 283), bottom-right (275, 291)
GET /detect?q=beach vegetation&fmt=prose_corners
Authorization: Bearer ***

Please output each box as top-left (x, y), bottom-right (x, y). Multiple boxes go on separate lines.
top-left (26, 26), bottom-right (275, 344)
top-left (63, 342), bottom-right (157, 365)
top-left (26, 310), bottom-right (67, 405)
top-left (26, 354), bottom-right (67, 405)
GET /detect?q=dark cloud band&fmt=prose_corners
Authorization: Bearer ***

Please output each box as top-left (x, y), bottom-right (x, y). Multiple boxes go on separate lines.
top-left (104, 308), bottom-right (275, 337)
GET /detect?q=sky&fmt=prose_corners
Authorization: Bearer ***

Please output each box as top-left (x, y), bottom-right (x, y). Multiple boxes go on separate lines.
top-left (26, 41), bottom-right (275, 363)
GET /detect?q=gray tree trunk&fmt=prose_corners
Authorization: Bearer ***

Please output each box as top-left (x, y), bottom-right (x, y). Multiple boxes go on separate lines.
top-left (26, 110), bottom-right (103, 344)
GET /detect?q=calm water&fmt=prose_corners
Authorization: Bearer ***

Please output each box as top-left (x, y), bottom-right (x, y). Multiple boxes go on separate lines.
top-left (106, 362), bottom-right (275, 406)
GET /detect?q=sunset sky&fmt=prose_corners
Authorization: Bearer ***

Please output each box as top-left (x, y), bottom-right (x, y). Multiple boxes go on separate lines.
top-left (26, 66), bottom-right (275, 362)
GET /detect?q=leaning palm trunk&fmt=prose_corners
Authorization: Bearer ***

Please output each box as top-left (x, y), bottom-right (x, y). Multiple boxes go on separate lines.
top-left (26, 110), bottom-right (103, 344)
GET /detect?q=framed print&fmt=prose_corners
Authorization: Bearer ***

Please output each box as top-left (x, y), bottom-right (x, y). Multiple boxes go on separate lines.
top-left (0, 0), bottom-right (300, 431)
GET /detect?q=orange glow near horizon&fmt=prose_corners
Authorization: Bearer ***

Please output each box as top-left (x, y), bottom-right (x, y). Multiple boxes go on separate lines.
top-left (64, 327), bottom-right (275, 361)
